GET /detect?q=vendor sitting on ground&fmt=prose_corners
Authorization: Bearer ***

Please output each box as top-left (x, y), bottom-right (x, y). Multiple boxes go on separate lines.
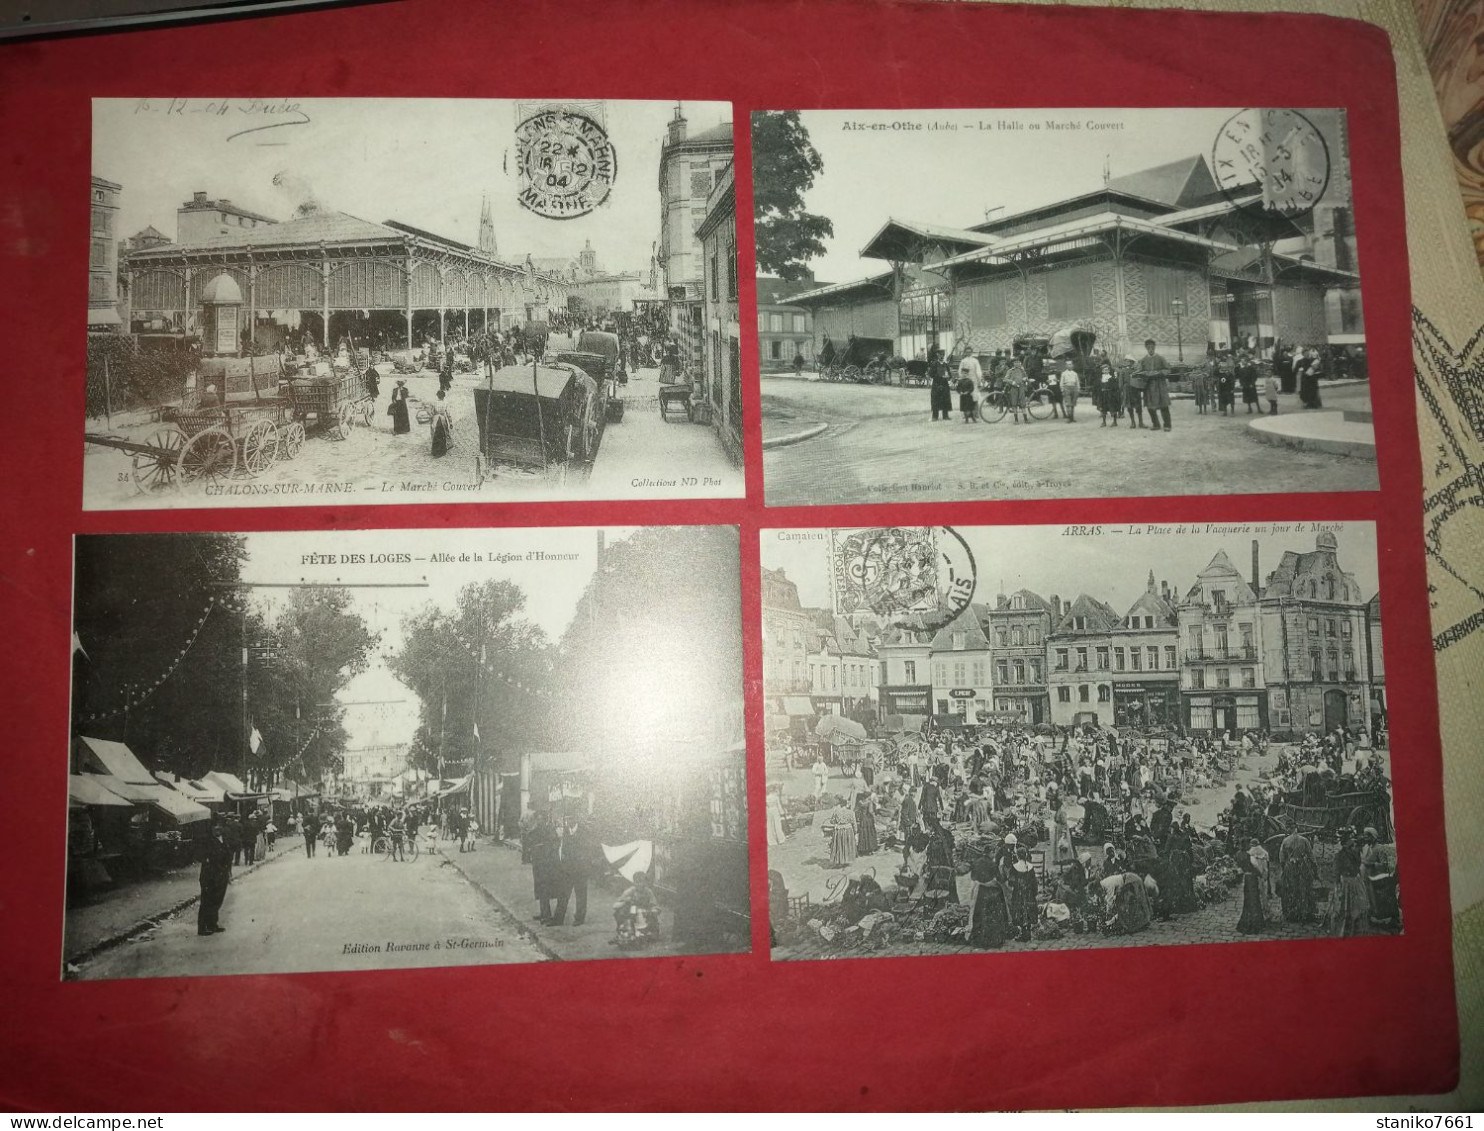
top-left (613, 872), bottom-right (660, 936)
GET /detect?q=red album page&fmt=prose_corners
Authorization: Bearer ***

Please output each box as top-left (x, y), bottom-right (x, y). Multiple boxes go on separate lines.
top-left (0, 0), bottom-right (1457, 1111)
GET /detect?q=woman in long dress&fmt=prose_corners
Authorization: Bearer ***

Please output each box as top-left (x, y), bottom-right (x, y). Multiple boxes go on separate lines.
top-left (1237, 840), bottom-right (1267, 934)
top-left (924, 821), bottom-right (958, 904)
top-left (826, 804), bottom-right (857, 869)
top-left (1278, 831), bottom-right (1319, 922)
top-left (1107, 871), bottom-right (1152, 934)
top-left (765, 785), bottom-right (786, 847)
top-left (1048, 798), bottom-right (1076, 866)
top-left (966, 854), bottom-right (1013, 949)
top-left (429, 389), bottom-right (453, 457)
top-left (1007, 852), bottom-right (1039, 939)
top-left (1331, 831), bottom-right (1372, 936)
top-left (853, 784), bottom-right (879, 856)
top-left (389, 380), bottom-right (412, 435)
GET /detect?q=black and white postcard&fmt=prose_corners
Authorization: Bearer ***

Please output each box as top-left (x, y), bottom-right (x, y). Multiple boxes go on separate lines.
top-left (86, 98), bottom-right (743, 509)
top-left (760, 521), bottom-right (1396, 958)
top-left (65, 526), bottom-right (747, 979)
top-left (751, 108), bottom-right (1375, 505)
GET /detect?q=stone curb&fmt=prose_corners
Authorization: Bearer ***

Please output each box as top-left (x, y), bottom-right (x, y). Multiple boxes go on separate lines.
top-left (762, 422), bottom-right (829, 449)
top-left (63, 840), bottom-right (298, 975)
top-left (1247, 415), bottom-right (1377, 461)
top-left (441, 845), bottom-right (564, 963)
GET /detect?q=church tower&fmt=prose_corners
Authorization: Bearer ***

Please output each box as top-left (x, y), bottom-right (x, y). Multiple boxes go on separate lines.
top-left (478, 194), bottom-right (497, 258)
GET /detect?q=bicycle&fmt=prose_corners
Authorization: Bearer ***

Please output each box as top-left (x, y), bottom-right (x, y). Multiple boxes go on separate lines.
top-left (375, 833), bottom-right (420, 862)
top-left (973, 381), bottom-right (1053, 422)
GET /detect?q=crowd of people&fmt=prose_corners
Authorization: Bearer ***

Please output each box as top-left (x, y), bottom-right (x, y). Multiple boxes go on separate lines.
top-left (814, 335), bottom-right (1354, 427)
top-left (770, 719), bottom-right (1397, 951)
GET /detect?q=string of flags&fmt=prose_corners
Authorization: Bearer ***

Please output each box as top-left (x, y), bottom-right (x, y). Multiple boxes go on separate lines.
top-left (77, 598), bottom-right (219, 722)
top-left (445, 626), bottom-right (556, 700)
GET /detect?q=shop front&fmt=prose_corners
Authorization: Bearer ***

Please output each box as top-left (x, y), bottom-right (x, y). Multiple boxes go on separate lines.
top-left (1184, 691), bottom-right (1267, 734)
top-left (1112, 683), bottom-right (1180, 727)
top-left (993, 691), bottom-right (1046, 725)
top-left (879, 684), bottom-right (933, 718)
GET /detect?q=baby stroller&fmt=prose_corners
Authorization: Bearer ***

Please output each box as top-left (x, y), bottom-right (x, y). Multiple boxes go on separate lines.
top-left (611, 876), bottom-right (663, 950)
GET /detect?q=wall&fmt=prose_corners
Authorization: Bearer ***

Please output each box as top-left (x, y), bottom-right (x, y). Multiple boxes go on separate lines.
top-left (1271, 283), bottom-right (1331, 348)
top-left (813, 297), bottom-right (898, 349)
top-left (955, 256), bottom-right (1210, 358)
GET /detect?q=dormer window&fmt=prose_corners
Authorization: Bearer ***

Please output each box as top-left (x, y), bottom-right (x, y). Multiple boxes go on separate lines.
top-left (952, 632), bottom-right (965, 651)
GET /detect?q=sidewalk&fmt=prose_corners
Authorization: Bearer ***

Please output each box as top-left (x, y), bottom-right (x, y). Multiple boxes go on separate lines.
top-left (63, 834), bottom-right (300, 966)
top-left (442, 838), bottom-right (700, 962)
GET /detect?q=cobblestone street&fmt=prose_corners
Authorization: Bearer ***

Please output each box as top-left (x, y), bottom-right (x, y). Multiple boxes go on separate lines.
top-left (761, 373), bottom-right (1378, 505)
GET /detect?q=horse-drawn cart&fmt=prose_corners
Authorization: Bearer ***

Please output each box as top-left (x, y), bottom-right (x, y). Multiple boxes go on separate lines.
top-left (285, 370), bottom-right (371, 440)
top-left (1279, 789), bottom-right (1394, 842)
top-left (471, 361), bottom-right (605, 485)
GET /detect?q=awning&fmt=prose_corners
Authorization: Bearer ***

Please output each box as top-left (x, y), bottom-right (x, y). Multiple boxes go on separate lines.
top-left (93, 777), bottom-right (211, 824)
top-left (816, 714), bottom-right (868, 742)
top-left (69, 774), bottom-right (133, 808)
top-left (782, 696), bottom-right (814, 716)
top-left (77, 736), bottom-right (154, 782)
top-left (436, 775), bottom-right (472, 798)
top-left (156, 773), bottom-right (222, 804)
top-left (88, 307), bottom-right (122, 327)
top-left (203, 771), bottom-right (248, 795)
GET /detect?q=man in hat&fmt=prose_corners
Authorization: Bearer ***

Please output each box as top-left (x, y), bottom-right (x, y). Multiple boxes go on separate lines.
top-left (197, 821), bottom-right (233, 936)
top-left (1138, 339), bottom-right (1173, 432)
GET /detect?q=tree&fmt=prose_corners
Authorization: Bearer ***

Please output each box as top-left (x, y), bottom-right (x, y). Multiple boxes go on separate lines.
top-left (71, 534), bottom-right (250, 777)
top-left (389, 580), bottom-right (553, 779)
top-left (751, 110), bottom-right (834, 281)
top-left (246, 587), bottom-right (378, 787)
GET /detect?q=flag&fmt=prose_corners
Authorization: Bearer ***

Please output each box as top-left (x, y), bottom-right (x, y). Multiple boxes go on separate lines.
top-left (602, 840), bottom-right (654, 883)
top-left (71, 632), bottom-right (89, 661)
top-left (473, 722), bottom-right (481, 743)
top-left (249, 725), bottom-right (264, 754)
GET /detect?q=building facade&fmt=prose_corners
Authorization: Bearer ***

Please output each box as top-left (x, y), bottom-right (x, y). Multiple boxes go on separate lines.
top-left (656, 108), bottom-right (734, 377)
top-left (929, 609), bottom-right (994, 722)
top-left (89, 175), bottom-right (122, 332)
top-left (876, 626), bottom-right (934, 719)
top-left (697, 162), bottom-right (742, 464)
top-left (761, 566), bottom-right (814, 703)
top-left (986, 589), bottom-right (1052, 723)
top-left (1257, 531), bottom-right (1374, 735)
top-left (1109, 575), bottom-right (1181, 727)
top-left (1179, 548), bottom-right (1268, 733)
top-left (756, 277), bottom-right (823, 370)
top-left (1366, 592), bottom-right (1385, 728)
top-left (1047, 595), bottom-right (1121, 726)
top-left (176, 189), bottom-right (278, 245)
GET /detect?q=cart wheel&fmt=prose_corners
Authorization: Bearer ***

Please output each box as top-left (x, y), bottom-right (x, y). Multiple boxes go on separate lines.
top-left (130, 428), bottom-right (186, 494)
top-left (239, 420), bottom-right (280, 477)
top-left (278, 421), bottom-right (305, 460)
top-left (333, 401), bottom-right (356, 440)
top-left (359, 400), bottom-right (374, 427)
top-left (177, 426), bottom-right (236, 487)
top-left (554, 423), bottom-right (576, 487)
top-left (843, 364), bottom-right (862, 382)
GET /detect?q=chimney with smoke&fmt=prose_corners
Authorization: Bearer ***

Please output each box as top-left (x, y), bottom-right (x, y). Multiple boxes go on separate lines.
top-left (272, 170), bottom-right (324, 218)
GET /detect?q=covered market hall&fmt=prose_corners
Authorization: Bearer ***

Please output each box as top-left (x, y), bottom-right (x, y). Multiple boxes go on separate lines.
top-left (120, 209), bottom-right (572, 351)
top-left (790, 148), bottom-right (1363, 365)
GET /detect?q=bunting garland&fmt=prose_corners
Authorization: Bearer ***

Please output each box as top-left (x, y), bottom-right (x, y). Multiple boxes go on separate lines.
top-left (442, 625), bottom-right (556, 700)
top-left (78, 598), bottom-right (220, 722)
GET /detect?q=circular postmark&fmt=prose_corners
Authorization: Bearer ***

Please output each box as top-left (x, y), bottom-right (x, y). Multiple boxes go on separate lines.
top-left (830, 526), bottom-right (976, 634)
top-left (515, 108), bottom-right (617, 220)
top-left (1211, 108), bottom-right (1331, 219)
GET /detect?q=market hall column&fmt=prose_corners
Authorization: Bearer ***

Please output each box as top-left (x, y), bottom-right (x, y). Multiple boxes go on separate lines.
top-left (320, 252), bottom-right (332, 350)
top-left (181, 266), bottom-right (194, 338)
top-left (404, 255), bottom-right (416, 349)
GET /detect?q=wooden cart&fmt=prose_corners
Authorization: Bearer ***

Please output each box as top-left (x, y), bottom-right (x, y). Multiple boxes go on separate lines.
top-left (285, 369), bottom-right (369, 440)
top-left (471, 361), bottom-right (605, 485)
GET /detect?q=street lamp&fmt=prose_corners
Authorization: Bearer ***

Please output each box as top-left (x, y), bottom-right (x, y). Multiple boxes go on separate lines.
top-left (1171, 298), bottom-right (1186, 363)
